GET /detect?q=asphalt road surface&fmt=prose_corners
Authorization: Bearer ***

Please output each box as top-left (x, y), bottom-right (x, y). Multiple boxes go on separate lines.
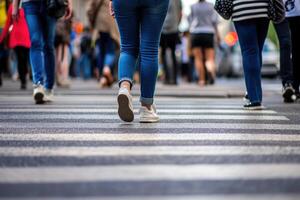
top-left (0, 79), bottom-right (299, 200)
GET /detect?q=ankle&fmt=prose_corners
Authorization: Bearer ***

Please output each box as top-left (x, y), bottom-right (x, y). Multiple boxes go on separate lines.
top-left (120, 81), bottom-right (131, 92)
top-left (141, 103), bottom-right (152, 110)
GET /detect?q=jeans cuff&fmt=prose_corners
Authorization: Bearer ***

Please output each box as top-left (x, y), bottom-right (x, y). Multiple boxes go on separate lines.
top-left (119, 78), bottom-right (133, 89)
top-left (140, 96), bottom-right (154, 105)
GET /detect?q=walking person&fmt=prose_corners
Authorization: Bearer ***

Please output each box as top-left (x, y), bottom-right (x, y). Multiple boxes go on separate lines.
top-left (188, 0), bottom-right (220, 86)
top-left (284, 0), bottom-right (300, 101)
top-left (231, 0), bottom-right (270, 109)
top-left (111, 0), bottom-right (169, 123)
top-left (0, 0), bottom-right (9, 87)
top-left (87, 0), bottom-right (119, 88)
top-left (55, 17), bottom-right (72, 88)
top-left (12, 0), bottom-right (72, 104)
top-left (274, 19), bottom-right (296, 103)
top-left (0, 2), bottom-right (30, 90)
top-left (160, 0), bottom-right (182, 85)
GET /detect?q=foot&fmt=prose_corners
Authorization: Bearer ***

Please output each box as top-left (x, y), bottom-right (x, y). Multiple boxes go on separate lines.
top-left (33, 84), bottom-right (45, 104)
top-left (282, 83), bottom-right (296, 103)
top-left (139, 104), bottom-right (159, 123)
top-left (117, 87), bottom-right (134, 122)
top-left (44, 89), bottom-right (54, 102)
top-left (243, 102), bottom-right (264, 110)
top-left (20, 83), bottom-right (27, 90)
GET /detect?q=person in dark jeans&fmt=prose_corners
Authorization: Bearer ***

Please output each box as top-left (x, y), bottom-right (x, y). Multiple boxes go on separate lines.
top-left (274, 19), bottom-right (296, 103)
top-left (231, 0), bottom-right (269, 110)
top-left (284, 0), bottom-right (300, 101)
top-left (14, 47), bottom-right (29, 89)
top-left (160, 0), bottom-right (181, 85)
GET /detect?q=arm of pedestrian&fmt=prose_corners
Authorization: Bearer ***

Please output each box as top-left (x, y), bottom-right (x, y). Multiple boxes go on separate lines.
top-left (64, 0), bottom-right (73, 20)
top-left (12, 0), bottom-right (20, 22)
top-left (109, 0), bottom-right (115, 17)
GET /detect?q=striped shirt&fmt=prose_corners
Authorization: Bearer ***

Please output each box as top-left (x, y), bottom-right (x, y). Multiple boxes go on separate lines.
top-left (232, 0), bottom-right (269, 21)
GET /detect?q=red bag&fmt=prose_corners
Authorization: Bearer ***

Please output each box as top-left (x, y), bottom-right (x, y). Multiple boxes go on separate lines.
top-left (0, 4), bottom-right (31, 49)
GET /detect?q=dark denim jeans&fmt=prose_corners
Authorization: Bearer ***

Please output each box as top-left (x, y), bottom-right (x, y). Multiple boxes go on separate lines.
top-left (77, 53), bottom-right (92, 80)
top-left (113, 0), bottom-right (169, 105)
top-left (288, 16), bottom-right (300, 93)
top-left (97, 32), bottom-right (116, 74)
top-left (234, 18), bottom-right (269, 104)
top-left (23, 1), bottom-right (56, 90)
top-left (274, 19), bottom-right (294, 86)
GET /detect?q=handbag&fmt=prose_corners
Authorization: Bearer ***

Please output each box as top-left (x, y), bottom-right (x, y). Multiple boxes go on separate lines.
top-left (46, 0), bottom-right (68, 19)
top-left (268, 0), bottom-right (285, 24)
top-left (214, 0), bottom-right (233, 20)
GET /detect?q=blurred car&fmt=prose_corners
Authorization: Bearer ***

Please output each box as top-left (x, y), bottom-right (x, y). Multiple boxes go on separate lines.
top-left (217, 28), bottom-right (280, 78)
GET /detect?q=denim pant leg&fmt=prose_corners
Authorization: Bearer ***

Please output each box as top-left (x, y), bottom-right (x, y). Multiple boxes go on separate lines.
top-left (43, 15), bottom-right (57, 90)
top-left (274, 19), bottom-right (293, 86)
top-left (113, 0), bottom-right (140, 88)
top-left (24, 9), bottom-right (45, 86)
top-left (234, 19), bottom-right (268, 104)
top-left (139, 0), bottom-right (169, 104)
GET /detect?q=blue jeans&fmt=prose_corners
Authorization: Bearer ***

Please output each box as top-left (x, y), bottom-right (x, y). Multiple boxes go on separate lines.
top-left (77, 53), bottom-right (91, 80)
top-left (113, 0), bottom-right (169, 105)
top-left (234, 18), bottom-right (269, 104)
top-left (97, 32), bottom-right (116, 73)
top-left (23, 1), bottom-right (57, 90)
top-left (274, 19), bottom-right (294, 86)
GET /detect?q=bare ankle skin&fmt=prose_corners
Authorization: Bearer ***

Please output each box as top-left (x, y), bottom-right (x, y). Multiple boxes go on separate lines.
top-left (141, 103), bottom-right (152, 110)
top-left (120, 81), bottom-right (131, 92)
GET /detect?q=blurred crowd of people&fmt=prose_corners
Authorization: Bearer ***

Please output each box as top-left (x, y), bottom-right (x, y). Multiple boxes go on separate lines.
top-left (0, 0), bottom-right (299, 109)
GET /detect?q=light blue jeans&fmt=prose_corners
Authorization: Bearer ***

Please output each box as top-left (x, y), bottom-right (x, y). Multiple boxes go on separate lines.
top-left (23, 1), bottom-right (56, 90)
top-left (113, 0), bottom-right (169, 105)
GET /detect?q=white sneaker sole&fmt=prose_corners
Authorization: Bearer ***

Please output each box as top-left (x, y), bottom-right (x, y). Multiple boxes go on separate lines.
top-left (243, 106), bottom-right (264, 110)
top-left (118, 94), bottom-right (134, 122)
top-left (139, 117), bottom-right (159, 123)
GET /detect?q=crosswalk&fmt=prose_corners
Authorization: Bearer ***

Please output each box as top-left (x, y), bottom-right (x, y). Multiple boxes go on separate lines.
top-left (0, 95), bottom-right (300, 199)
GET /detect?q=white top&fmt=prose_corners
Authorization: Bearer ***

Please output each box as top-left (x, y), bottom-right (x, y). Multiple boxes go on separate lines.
top-left (284, 0), bottom-right (300, 17)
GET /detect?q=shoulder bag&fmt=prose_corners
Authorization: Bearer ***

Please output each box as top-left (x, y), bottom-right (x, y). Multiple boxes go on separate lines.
top-left (214, 0), bottom-right (233, 20)
top-left (46, 0), bottom-right (68, 19)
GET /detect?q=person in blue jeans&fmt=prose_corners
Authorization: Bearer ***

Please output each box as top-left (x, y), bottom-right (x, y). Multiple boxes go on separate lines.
top-left (110, 0), bottom-right (169, 122)
top-left (12, 0), bottom-right (72, 104)
top-left (231, 0), bottom-right (269, 110)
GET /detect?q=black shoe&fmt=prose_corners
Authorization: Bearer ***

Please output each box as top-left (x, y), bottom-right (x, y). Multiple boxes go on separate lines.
top-left (282, 83), bottom-right (296, 103)
top-left (243, 102), bottom-right (263, 110)
top-left (20, 83), bottom-right (27, 90)
top-left (295, 93), bottom-right (300, 103)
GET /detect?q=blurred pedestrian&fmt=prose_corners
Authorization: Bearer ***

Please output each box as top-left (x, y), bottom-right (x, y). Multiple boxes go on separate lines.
top-left (0, 2), bottom-right (30, 90)
top-left (87, 0), bottom-right (119, 88)
top-left (284, 0), bottom-right (300, 101)
top-left (160, 0), bottom-right (182, 85)
top-left (12, 0), bottom-right (72, 104)
top-left (188, 0), bottom-right (220, 86)
top-left (77, 27), bottom-right (93, 80)
top-left (0, 0), bottom-right (9, 87)
top-left (231, 0), bottom-right (269, 109)
top-left (55, 16), bottom-right (72, 88)
top-left (274, 20), bottom-right (295, 103)
top-left (111, 0), bottom-right (169, 123)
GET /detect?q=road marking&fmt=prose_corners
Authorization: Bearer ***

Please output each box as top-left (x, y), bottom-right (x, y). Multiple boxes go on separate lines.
top-left (0, 114), bottom-right (288, 121)
top-left (1, 146), bottom-right (300, 157)
top-left (1, 133), bottom-right (299, 141)
top-left (3, 196), bottom-right (299, 200)
top-left (1, 123), bottom-right (299, 130)
top-left (0, 108), bottom-right (277, 114)
top-left (1, 164), bottom-right (300, 183)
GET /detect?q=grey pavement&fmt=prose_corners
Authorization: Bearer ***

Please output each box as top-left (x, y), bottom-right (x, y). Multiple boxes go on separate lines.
top-left (0, 78), bottom-right (299, 200)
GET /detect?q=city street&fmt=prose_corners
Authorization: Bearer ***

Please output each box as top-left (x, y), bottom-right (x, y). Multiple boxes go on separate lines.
top-left (0, 78), bottom-right (300, 199)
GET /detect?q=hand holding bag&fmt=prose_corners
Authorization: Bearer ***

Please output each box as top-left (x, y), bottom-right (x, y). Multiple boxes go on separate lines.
top-left (214, 0), bottom-right (233, 20)
top-left (46, 0), bottom-right (68, 19)
top-left (268, 0), bottom-right (286, 24)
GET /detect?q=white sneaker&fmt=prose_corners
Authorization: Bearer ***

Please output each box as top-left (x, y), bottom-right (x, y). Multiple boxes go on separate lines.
top-left (33, 85), bottom-right (45, 104)
top-left (117, 87), bottom-right (134, 122)
top-left (44, 89), bottom-right (54, 102)
top-left (139, 104), bottom-right (159, 123)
